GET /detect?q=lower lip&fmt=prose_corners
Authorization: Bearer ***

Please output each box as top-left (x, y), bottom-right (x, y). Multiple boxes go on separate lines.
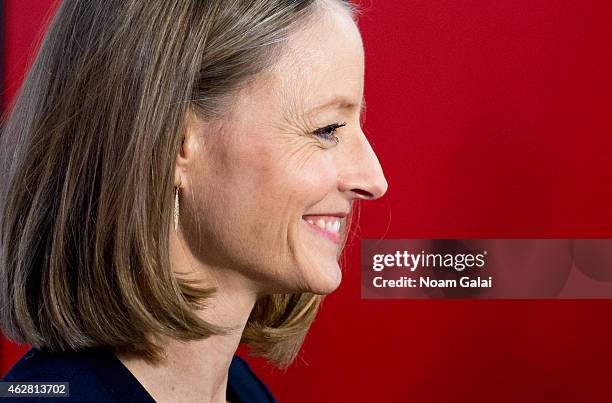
top-left (303, 219), bottom-right (341, 244)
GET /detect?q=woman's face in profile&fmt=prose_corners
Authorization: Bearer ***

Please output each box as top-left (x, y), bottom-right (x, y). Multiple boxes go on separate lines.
top-left (179, 3), bottom-right (388, 295)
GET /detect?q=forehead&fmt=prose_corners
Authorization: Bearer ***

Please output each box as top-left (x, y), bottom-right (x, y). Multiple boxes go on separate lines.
top-left (254, 4), bottom-right (365, 119)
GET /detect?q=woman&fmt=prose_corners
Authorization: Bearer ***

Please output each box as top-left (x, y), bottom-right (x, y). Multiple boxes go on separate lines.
top-left (0, 0), bottom-right (387, 401)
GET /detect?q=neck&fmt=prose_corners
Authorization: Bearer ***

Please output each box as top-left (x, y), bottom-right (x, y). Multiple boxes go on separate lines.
top-left (116, 232), bottom-right (258, 403)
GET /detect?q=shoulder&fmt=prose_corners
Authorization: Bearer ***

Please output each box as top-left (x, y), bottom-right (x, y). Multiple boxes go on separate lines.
top-left (1, 348), bottom-right (153, 403)
top-left (228, 355), bottom-right (277, 403)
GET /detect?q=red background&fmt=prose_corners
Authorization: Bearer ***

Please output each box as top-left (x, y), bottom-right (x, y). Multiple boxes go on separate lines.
top-left (2, 1), bottom-right (612, 402)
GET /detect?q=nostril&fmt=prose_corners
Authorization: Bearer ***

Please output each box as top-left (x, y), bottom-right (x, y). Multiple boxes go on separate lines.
top-left (351, 188), bottom-right (375, 200)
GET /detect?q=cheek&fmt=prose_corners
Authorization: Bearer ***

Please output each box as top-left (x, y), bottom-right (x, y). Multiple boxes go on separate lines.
top-left (234, 134), bottom-right (337, 204)
top-left (257, 146), bottom-right (339, 213)
top-left (238, 145), bottom-right (340, 268)
top-left (293, 155), bottom-right (338, 201)
top-left (185, 134), bottom-right (341, 290)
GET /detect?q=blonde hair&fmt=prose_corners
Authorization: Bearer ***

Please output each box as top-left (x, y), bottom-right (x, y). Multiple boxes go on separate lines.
top-left (0, 0), bottom-right (355, 368)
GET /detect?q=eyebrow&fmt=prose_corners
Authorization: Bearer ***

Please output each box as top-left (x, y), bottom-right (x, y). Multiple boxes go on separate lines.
top-left (305, 95), bottom-right (366, 116)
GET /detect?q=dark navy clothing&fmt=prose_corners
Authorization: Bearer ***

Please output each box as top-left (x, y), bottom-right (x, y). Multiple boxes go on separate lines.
top-left (1, 348), bottom-right (276, 402)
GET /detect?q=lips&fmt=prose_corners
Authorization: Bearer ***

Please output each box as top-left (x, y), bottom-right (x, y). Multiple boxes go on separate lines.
top-left (302, 214), bottom-right (347, 244)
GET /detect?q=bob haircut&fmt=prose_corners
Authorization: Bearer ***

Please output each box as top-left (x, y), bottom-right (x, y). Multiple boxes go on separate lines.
top-left (0, 0), bottom-right (356, 368)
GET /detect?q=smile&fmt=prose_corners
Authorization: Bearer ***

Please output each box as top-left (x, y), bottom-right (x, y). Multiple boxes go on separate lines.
top-left (303, 216), bottom-right (342, 244)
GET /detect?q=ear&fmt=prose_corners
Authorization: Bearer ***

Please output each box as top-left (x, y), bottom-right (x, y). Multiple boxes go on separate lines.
top-left (175, 107), bottom-right (202, 187)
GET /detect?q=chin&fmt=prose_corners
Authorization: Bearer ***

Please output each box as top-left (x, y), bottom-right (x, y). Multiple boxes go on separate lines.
top-left (301, 262), bottom-right (343, 295)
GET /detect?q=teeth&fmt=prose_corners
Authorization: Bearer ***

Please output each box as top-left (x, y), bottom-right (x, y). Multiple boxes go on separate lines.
top-left (305, 217), bottom-right (341, 234)
top-left (332, 221), bottom-right (340, 232)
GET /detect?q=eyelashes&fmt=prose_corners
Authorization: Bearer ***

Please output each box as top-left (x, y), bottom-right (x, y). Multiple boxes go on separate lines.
top-left (311, 122), bottom-right (347, 144)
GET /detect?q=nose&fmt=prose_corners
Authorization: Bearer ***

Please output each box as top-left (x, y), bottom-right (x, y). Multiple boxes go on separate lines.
top-left (337, 131), bottom-right (388, 200)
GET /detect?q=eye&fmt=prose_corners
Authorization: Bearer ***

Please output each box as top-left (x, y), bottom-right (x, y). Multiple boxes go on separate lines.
top-left (311, 122), bottom-right (346, 144)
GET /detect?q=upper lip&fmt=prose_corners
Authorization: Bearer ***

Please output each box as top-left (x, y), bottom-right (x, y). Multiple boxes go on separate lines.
top-left (302, 212), bottom-right (348, 218)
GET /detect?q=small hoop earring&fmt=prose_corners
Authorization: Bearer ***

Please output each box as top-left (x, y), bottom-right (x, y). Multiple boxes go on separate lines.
top-left (173, 185), bottom-right (180, 232)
